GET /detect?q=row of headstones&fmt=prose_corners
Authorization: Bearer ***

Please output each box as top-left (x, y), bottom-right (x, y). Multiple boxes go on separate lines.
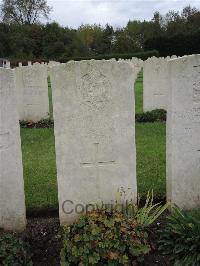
top-left (1, 60), bottom-right (11, 69)
top-left (4, 60), bottom-right (60, 68)
top-left (12, 55), bottom-right (182, 122)
top-left (0, 56), bottom-right (200, 232)
top-left (4, 58), bottom-right (142, 123)
top-left (17, 60), bottom-right (61, 67)
top-left (25, 56), bottom-right (183, 115)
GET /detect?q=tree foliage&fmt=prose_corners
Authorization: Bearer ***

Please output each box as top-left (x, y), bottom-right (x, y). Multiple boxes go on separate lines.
top-left (0, 5), bottom-right (199, 60)
top-left (0, 0), bottom-right (51, 24)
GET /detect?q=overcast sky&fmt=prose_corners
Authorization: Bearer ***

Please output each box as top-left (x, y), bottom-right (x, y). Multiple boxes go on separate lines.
top-left (47, 0), bottom-right (200, 28)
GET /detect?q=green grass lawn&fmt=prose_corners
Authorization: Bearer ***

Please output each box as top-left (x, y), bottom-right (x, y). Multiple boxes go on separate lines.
top-left (21, 122), bottom-right (166, 211)
top-left (135, 71), bottom-right (143, 114)
top-left (136, 122), bottom-right (166, 200)
top-left (21, 71), bottom-right (166, 211)
top-left (21, 128), bottom-right (58, 211)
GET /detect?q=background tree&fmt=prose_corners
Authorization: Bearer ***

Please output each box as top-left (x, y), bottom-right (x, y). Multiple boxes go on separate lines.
top-left (0, 5), bottom-right (199, 60)
top-left (0, 0), bottom-right (52, 24)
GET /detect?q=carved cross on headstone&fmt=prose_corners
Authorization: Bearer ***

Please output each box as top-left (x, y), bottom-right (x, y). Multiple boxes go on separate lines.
top-left (154, 92), bottom-right (165, 96)
top-left (196, 149), bottom-right (200, 167)
top-left (193, 65), bottom-right (200, 73)
top-left (0, 132), bottom-right (10, 151)
top-left (80, 142), bottom-right (115, 183)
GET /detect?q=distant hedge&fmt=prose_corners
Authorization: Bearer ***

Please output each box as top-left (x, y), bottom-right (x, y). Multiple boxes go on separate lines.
top-left (20, 109), bottom-right (166, 128)
top-left (10, 50), bottom-right (159, 67)
top-left (59, 50), bottom-right (159, 63)
top-left (135, 109), bottom-right (166, 123)
top-left (145, 31), bottom-right (200, 57)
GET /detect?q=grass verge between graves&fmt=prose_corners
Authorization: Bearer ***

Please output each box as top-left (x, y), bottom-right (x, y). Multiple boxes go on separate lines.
top-left (21, 122), bottom-right (166, 212)
top-left (135, 70), bottom-right (143, 114)
top-left (21, 128), bottom-right (58, 212)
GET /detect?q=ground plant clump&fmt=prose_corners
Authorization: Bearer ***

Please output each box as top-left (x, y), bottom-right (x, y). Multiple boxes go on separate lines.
top-left (159, 207), bottom-right (200, 266)
top-left (61, 209), bottom-right (151, 265)
top-left (61, 194), bottom-right (168, 265)
top-left (0, 233), bottom-right (32, 266)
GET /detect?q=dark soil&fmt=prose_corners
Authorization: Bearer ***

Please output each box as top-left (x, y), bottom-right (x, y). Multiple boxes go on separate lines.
top-left (20, 217), bottom-right (62, 266)
top-left (1, 216), bottom-right (170, 266)
top-left (143, 220), bottom-right (170, 266)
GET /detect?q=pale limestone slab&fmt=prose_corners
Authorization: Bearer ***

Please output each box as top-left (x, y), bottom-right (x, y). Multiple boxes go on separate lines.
top-left (48, 61), bottom-right (60, 67)
top-left (119, 58), bottom-right (143, 81)
top-left (167, 54), bottom-right (200, 209)
top-left (6, 61), bottom-right (11, 69)
top-left (15, 65), bottom-right (49, 122)
top-left (0, 68), bottom-right (26, 231)
top-left (143, 57), bottom-right (168, 111)
top-left (131, 57), bottom-right (144, 77)
top-left (51, 60), bottom-right (137, 224)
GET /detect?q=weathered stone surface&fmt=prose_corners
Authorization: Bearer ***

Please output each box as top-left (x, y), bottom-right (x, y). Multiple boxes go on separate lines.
top-left (47, 61), bottom-right (61, 76)
top-left (118, 58), bottom-right (143, 80)
top-left (131, 57), bottom-right (143, 77)
top-left (171, 55), bottom-right (177, 59)
top-left (6, 61), bottom-right (11, 69)
top-left (51, 60), bottom-right (137, 224)
top-left (15, 65), bottom-right (49, 122)
top-left (0, 68), bottom-right (26, 231)
top-left (167, 54), bottom-right (200, 209)
top-left (33, 62), bottom-right (41, 66)
top-left (48, 61), bottom-right (60, 67)
top-left (143, 57), bottom-right (168, 111)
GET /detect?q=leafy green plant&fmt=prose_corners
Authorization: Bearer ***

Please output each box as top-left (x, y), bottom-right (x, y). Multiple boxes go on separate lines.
top-left (158, 207), bottom-right (200, 266)
top-left (61, 209), bottom-right (151, 265)
top-left (61, 192), bottom-right (168, 265)
top-left (123, 191), bottom-right (169, 227)
top-left (0, 234), bottom-right (32, 266)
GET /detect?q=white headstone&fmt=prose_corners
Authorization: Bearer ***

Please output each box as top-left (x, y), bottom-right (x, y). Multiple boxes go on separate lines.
top-left (6, 61), bottom-right (11, 69)
top-left (171, 55), bottom-right (177, 59)
top-left (0, 68), bottom-right (26, 231)
top-left (48, 61), bottom-right (60, 67)
top-left (143, 57), bottom-right (168, 111)
top-left (47, 61), bottom-right (61, 76)
top-left (15, 65), bottom-right (49, 122)
top-left (18, 62), bottom-right (22, 67)
top-left (167, 54), bottom-right (200, 209)
top-left (28, 61), bottom-right (32, 66)
top-left (131, 57), bottom-right (143, 77)
top-left (33, 62), bottom-right (40, 66)
top-left (51, 60), bottom-right (137, 224)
